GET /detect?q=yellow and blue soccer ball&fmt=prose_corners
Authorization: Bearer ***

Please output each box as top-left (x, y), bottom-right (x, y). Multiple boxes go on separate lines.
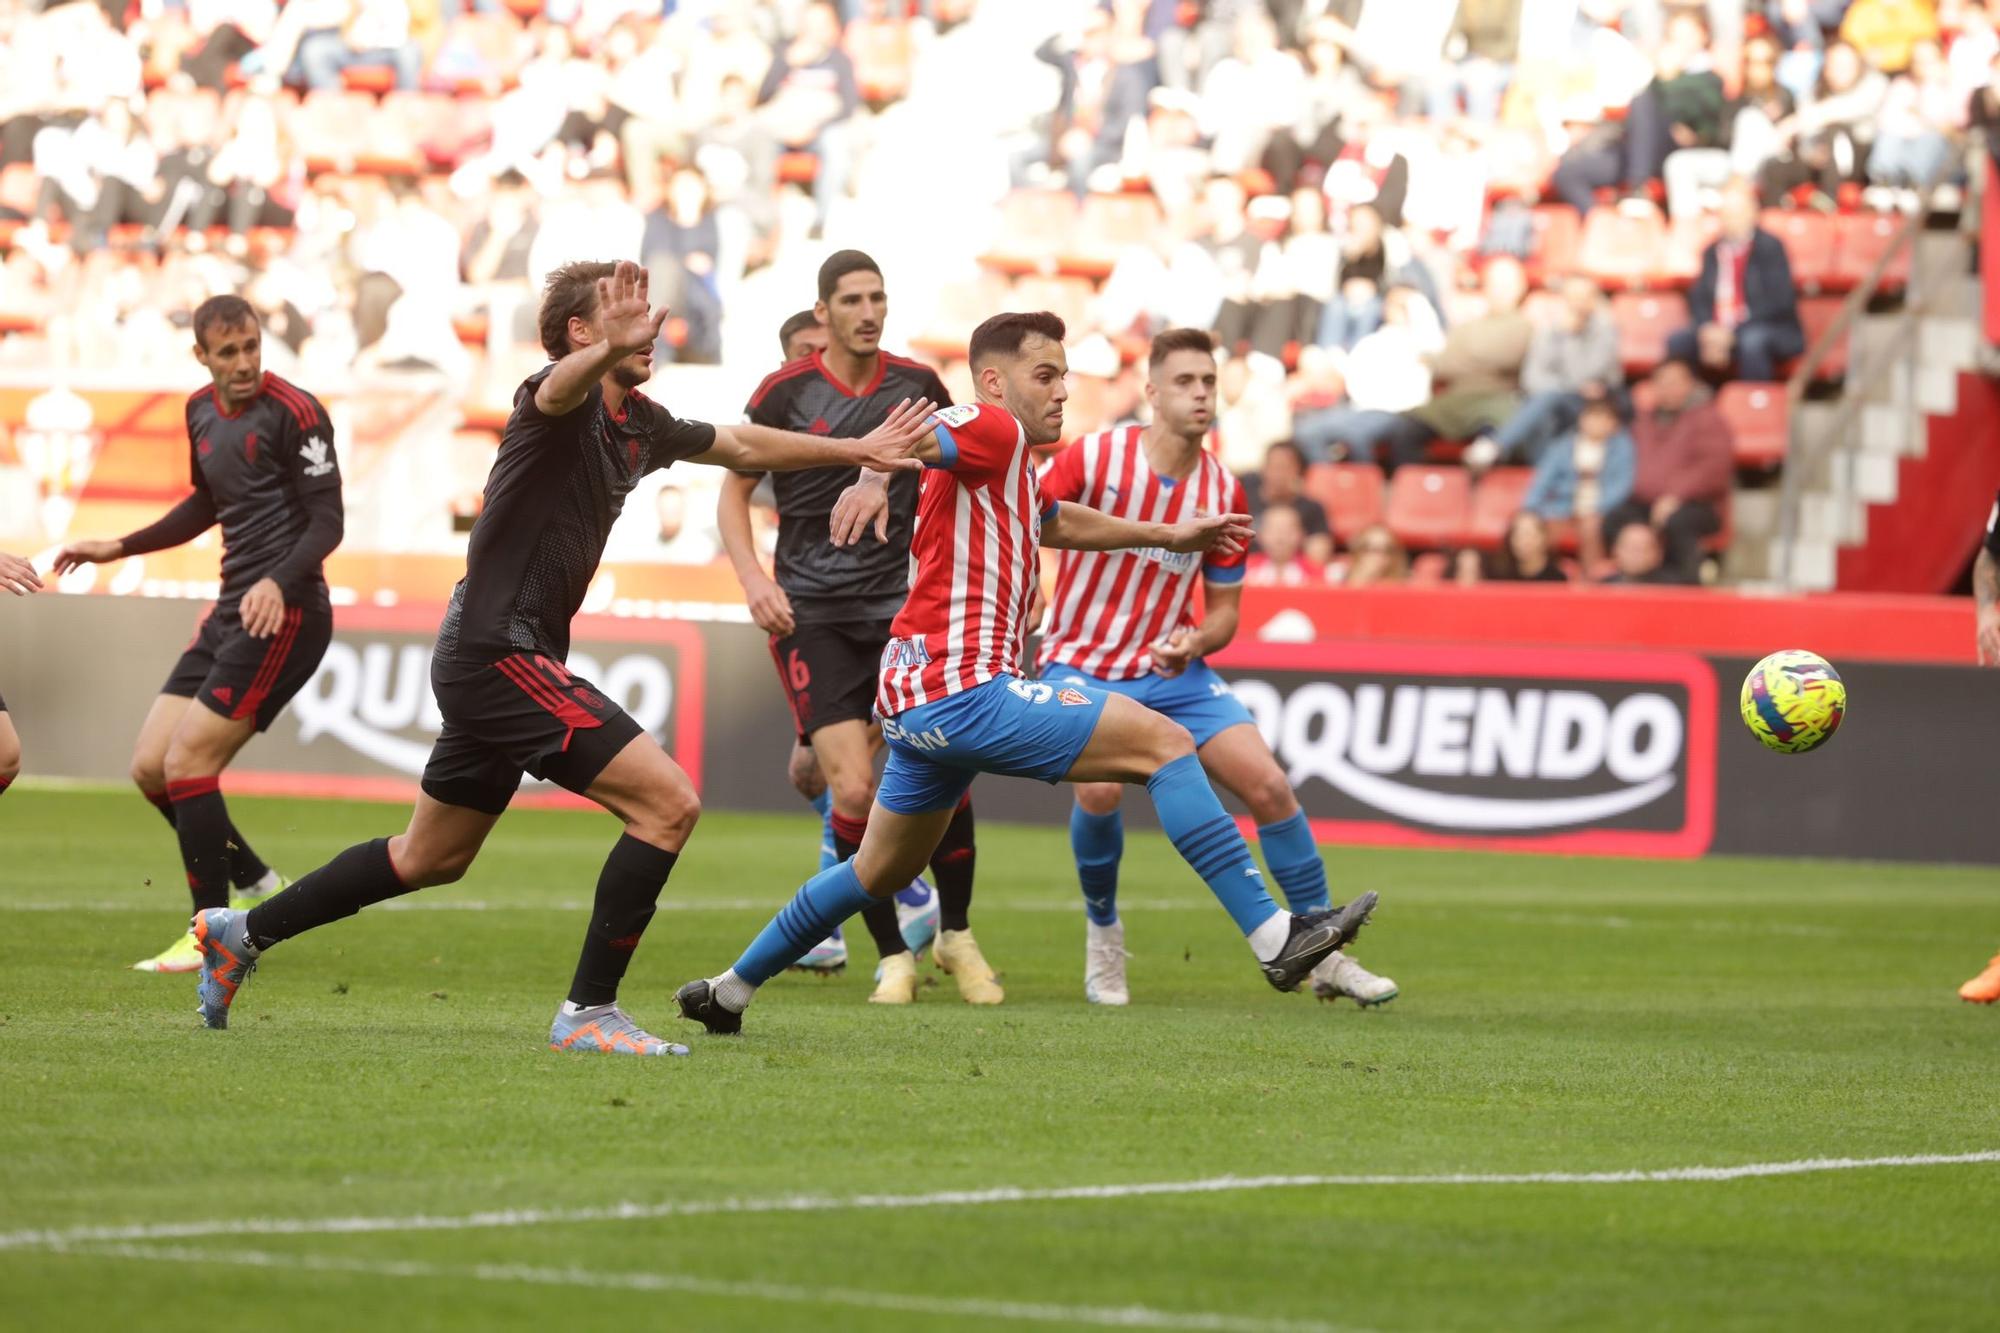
top-left (1740, 650), bottom-right (1846, 753)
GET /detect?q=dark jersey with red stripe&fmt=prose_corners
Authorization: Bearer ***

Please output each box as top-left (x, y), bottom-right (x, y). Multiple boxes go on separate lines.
top-left (435, 366), bottom-right (716, 664)
top-left (185, 373), bottom-right (341, 609)
top-left (744, 349), bottom-right (950, 623)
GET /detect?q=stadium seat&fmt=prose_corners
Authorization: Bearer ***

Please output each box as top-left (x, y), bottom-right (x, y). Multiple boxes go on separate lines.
top-left (340, 65), bottom-right (398, 95)
top-left (848, 18), bottom-right (914, 104)
top-left (1064, 191), bottom-right (1162, 279)
top-left (1716, 382), bottom-right (1788, 467)
top-left (1612, 291), bottom-right (1690, 376)
top-left (1659, 212), bottom-right (1720, 286)
top-left (1793, 295), bottom-right (1849, 381)
top-left (1467, 466), bottom-right (1536, 548)
top-left (1524, 204), bottom-right (1581, 286)
top-left (1304, 462), bottom-right (1385, 544)
top-left (777, 151), bottom-right (820, 185)
top-left (1576, 204), bottom-right (1666, 290)
top-left (1831, 211), bottom-right (1911, 294)
top-left (982, 189), bottom-right (1078, 275)
top-left (1384, 465), bottom-right (1472, 549)
top-left (1759, 209), bottom-right (1837, 293)
top-left (435, 13), bottom-right (531, 94)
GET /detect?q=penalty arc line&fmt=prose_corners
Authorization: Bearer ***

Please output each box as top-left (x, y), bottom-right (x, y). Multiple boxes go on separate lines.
top-left (47, 1243), bottom-right (1362, 1333)
top-left (4, 1152), bottom-right (1997, 1254)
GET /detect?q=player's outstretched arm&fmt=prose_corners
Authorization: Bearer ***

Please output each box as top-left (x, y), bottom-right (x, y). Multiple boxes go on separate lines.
top-left (54, 489), bottom-right (219, 573)
top-left (534, 261), bottom-right (667, 417)
top-left (1975, 547), bottom-right (2000, 666)
top-left (1042, 502), bottom-right (1254, 557)
top-left (0, 551), bottom-right (41, 596)
top-left (699, 397), bottom-right (935, 475)
top-left (717, 470), bottom-right (795, 635)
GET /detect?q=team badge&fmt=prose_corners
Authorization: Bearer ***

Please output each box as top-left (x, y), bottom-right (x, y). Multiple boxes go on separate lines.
top-left (1057, 688), bottom-right (1091, 707)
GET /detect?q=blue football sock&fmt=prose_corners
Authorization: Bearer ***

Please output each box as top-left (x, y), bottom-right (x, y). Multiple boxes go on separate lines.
top-left (731, 861), bottom-right (877, 986)
top-left (808, 789), bottom-right (836, 872)
top-left (1257, 810), bottom-right (1329, 913)
top-left (1145, 754), bottom-right (1280, 937)
top-left (1070, 804), bottom-right (1124, 926)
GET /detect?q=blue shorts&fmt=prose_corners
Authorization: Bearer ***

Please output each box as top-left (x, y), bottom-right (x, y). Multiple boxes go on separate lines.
top-left (876, 675), bottom-right (1110, 815)
top-left (1043, 660), bottom-right (1255, 749)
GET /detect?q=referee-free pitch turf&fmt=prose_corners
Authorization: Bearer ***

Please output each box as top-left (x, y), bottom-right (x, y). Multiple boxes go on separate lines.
top-left (2, 788), bottom-right (1996, 1331)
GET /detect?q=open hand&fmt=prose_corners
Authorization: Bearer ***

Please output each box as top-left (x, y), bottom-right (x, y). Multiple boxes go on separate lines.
top-left (830, 476), bottom-right (893, 547)
top-left (1165, 512), bottom-right (1254, 558)
top-left (240, 576), bottom-right (287, 638)
top-left (597, 260), bottom-right (669, 356)
top-left (0, 551), bottom-right (41, 595)
top-left (848, 397), bottom-right (935, 475)
top-left (52, 539), bottom-right (121, 575)
top-left (746, 573), bottom-right (796, 636)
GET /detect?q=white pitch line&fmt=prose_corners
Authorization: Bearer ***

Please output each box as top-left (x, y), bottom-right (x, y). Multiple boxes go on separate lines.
top-left (48, 1243), bottom-right (1358, 1333)
top-left (4, 1153), bottom-right (1995, 1255)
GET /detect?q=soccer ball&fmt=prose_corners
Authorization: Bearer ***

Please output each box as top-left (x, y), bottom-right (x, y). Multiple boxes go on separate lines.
top-left (1740, 650), bottom-right (1846, 753)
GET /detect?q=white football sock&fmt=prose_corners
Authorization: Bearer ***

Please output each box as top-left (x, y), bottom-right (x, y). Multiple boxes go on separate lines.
top-left (712, 968), bottom-right (756, 1012)
top-left (1246, 911), bottom-right (1292, 963)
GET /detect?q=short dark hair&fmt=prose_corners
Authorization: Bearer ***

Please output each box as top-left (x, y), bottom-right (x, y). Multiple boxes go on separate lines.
top-left (778, 309), bottom-right (821, 357)
top-left (539, 261), bottom-right (616, 359)
top-left (1265, 439), bottom-right (1307, 469)
top-left (967, 311), bottom-right (1066, 368)
top-left (191, 295), bottom-right (257, 350)
top-left (817, 249), bottom-right (882, 303)
top-left (1655, 355), bottom-right (1699, 378)
top-left (1148, 327), bottom-right (1215, 369)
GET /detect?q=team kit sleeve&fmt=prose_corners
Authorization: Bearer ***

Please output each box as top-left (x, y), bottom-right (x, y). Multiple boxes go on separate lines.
top-left (644, 401), bottom-right (719, 472)
top-left (264, 391), bottom-right (345, 594)
top-left (1203, 474), bottom-right (1250, 584)
top-left (925, 402), bottom-right (1017, 479)
top-left (1037, 438), bottom-right (1088, 505)
top-left (1985, 489), bottom-right (2000, 558)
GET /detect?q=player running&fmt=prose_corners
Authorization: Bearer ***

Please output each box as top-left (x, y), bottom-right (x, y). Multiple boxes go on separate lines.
top-left (717, 251), bottom-right (988, 1006)
top-left (55, 297), bottom-right (341, 973)
top-left (1039, 329), bottom-right (1397, 1009)
top-left (1960, 489), bottom-right (1999, 1003)
top-left (676, 312), bottom-right (1378, 1037)
top-left (0, 549), bottom-right (40, 796)
top-left (187, 261), bottom-right (934, 1053)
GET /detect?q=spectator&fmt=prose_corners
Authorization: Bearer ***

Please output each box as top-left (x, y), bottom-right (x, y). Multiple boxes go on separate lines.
top-left (1868, 40), bottom-right (1962, 199)
top-left (290, 0), bottom-right (423, 93)
top-left (1375, 255), bottom-right (1533, 471)
top-left (1314, 201), bottom-right (1428, 351)
top-left (1521, 393), bottom-right (1635, 570)
top-left (1200, 9), bottom-right (1306, 176)
top-left (1663, 31), bottom-right (1798, 220)
top-left (1341, 522), bottom-right (1408, 587)
top-left (1599, 521), bottom-right (1677, 585)
top-left (1291, 282), bottom-right (1444, 463)
top-left (1245, 502), bottom-right (1327, 586)
top-left (1766, 0), bottom-right (1839, 105)
top-left (1667, 179), bottom-right (1804, 384)
top-left (642, 164), bottom-right (725, 365)
top-left (759, 0), bottom-right (863, 231)
top-left (1421, 0), bottom-right (1518, 125)
top-left (1971, 47), bottom-right (2000, 142)
top-left (1550, 10), bottom-right (1724, 213)
top-left (1245, 440), bottom-right (1335, 565)
top-left (1601, 358), bottom-right (1735, 583)
top-left (1469, 273), bottom-right (1620, 469)
top-left (1840, 0), bottom-right (1941, 76)
top-left (1450, 546), bottom-right (1484, 586)
top-left (1759, 40), bottom-right (1888, 205)
top-left (1489, 511), bottom-right (1569, 583)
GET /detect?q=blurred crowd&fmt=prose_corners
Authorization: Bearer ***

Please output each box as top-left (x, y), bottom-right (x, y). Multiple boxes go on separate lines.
top-left (0, 0), bottom-right (1987, 588)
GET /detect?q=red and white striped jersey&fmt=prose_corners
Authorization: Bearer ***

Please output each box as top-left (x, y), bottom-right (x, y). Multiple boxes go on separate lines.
top-left (877, 402), bottom-right (1052, 716)
top-left (1036, 424), bottom-right (1248, 681)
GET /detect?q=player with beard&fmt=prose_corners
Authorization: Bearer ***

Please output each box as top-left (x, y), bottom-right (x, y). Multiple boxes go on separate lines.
top-left (187, 262), bottom-right (935, 1052)
top-left (676, 312), bottom-right (1379, 1037)
top-left (0, 549), bottom-right (40, 796)
top-left (718, 252), bottom-right (986, 1006)
top-left (1039, 329), bottom-right (1397, 1008)
top-left (56, 297), bottom-right (342, 974)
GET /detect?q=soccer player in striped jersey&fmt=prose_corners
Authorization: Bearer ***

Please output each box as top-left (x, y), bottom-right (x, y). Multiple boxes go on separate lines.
top-left (0, 549), bottom-right (39, 797)
top-left (1039, 329), bottom-right (1396, 1009)
top-left (677, 312), bottom-right (1380, 1036)
top-left (55, 297), bottom-right (342, 973)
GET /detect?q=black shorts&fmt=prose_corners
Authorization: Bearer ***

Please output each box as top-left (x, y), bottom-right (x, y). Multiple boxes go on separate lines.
top-left (770, 617), bottom-right (893, 743)
top-left (162, 602), bottom-right (333, 733)
top-left (420, 652), bottom-right (644, 816)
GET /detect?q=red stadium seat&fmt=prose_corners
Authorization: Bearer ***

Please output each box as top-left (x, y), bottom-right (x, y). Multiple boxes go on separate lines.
top-left (777, 151), bottom-right (820, 184)
top-left (340, 64), bottom-right (398, 95)
top-left (1467, 466), bottom-right (1536, 547)
top-left (1304, 462), bottom-right (1385, 544)
top-left (1064, 191), bottom-right (1162, 279)
top-left (1793, 295), bottom-right (1849, 381)
top-left (1612, 291), bottom-right (1690, 375)
top-left (1659, 212), bottom-right (1720, 286)
top-left (1525, 204), bottom-right (1581, 285)
top-left (1716, 381), bottom-right (1788, 467)
top-left (1384, 465), bottom-right (1472, 549)
top-left (982, 189), bottom-right (1078, 274)
top-left (1831, 211), bottom-right (1911, 293)
top-left (1576, 204), bottom-right (1666, 290)
top-left (1758, 209), bottom-right (1836, 292)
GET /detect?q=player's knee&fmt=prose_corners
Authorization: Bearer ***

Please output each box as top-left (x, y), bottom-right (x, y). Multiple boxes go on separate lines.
top-left (1076, 783), bottom-right (1123, 816)
top-left (630, 774), bottom-right (701, 847)
top-left (404, 845), bottom-right (476, 888)
top-left (0, 742), bottom-right (20, 783)
top-left (1241, 768), bottom-right (1299, 824)
top-left (828, 771), bottom-right (875, 818)
top-left (129, 755), bottom-right (165, 793)
top-left (161, 737), bottom-right (224, 783)
top-left (1146, 718), bottom-right (1198, 770)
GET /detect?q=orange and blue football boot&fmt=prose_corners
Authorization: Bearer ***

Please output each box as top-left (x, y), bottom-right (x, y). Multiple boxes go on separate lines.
top-left (548, 1004), bottom-right (688, 1056)
top-left (191, 908), bottom-right (258, 1029)
top-left (1959, 951), bottom-right (2000, 1004)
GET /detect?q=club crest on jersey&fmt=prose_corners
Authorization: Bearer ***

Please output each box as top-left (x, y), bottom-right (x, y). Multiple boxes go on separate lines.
top-left (300, 436), bottom-right (335, 477)
top-left (1057, 687), bottom-right (1091, 707)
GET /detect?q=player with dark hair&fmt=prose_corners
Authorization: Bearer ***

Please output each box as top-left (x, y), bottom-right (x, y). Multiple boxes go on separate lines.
top-left (676, 312), bottom-right (1378, 1037)
top-left (189, 261), bottom-right (935, 1054)
top-left (55, 296), bottom-right (342, 972)
top-left (1041, 329), bottom-right (1396, 1008)
top-left (777, 309), bottom-right (828, 362)
top-left (0, 549), bottom-right (40, 797)
top-left (716, 250), bottom-right (988, 1006)
top-left (1960, 491), bottom-right (2000, 1003)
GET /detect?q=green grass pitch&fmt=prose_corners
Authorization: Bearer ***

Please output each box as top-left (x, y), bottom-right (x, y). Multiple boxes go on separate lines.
top-left (2, 787), bottom-right (1996, 1330)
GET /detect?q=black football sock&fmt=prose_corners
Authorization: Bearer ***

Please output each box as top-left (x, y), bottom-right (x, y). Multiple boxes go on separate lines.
top-left (245, 837), bottom-right (414, 950)
top-left (147, 788), bottom-right (271, 890)
top-left (567, 834), bottom-right (678, 1008)
top-left (168, 778), bottom-right (234, 913)
top-left (929, 793), bottom-right (976, 933)
top-left (834, 809), bottom-right (908, 959)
